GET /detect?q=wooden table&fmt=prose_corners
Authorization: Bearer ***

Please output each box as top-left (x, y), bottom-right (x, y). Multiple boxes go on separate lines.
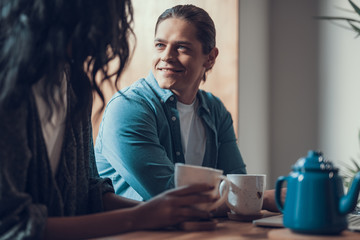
top-left (95, 216), bottom-right (360, 240)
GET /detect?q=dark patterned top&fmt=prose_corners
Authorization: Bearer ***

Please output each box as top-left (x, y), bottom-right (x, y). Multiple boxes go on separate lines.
top-left (0, 82), bottom-right (114, 239)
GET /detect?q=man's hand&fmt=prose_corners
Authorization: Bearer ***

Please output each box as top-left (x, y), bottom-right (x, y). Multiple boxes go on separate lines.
top-left (262, 188), bottom-right (287, 212)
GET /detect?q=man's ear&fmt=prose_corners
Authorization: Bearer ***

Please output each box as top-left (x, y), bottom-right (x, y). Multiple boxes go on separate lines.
top-left (204, 47), bottom-right (219, 70)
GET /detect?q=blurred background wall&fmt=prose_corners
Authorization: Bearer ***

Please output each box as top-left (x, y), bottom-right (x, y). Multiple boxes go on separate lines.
top-left (240, 0), bottom-right (360, 188)
top-left (240, 0), bottom-right (320, 188)
top-left (92, 0), bottom-right (360, 189)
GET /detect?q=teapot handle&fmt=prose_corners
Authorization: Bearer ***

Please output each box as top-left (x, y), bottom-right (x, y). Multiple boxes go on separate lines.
top-left (275, 176), bottom-right (286, 213)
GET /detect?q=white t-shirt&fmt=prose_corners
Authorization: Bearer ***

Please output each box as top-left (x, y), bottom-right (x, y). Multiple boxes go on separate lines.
top-left (177, 98), bottom-right (206, 166)
top-left (32, 74), bottom-right (67, 175)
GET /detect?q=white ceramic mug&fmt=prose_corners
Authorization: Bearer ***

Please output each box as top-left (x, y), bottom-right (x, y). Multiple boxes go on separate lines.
top-left (174, 163), bottom-right (230, 211)
top-left (225, 174), bottom-right (266, 215)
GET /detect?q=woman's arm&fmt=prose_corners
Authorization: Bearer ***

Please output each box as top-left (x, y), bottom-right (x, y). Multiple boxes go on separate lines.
top-left (43, 184), bottom-right (215, 240)
top-left (102, 192), bottom-right (140, 211)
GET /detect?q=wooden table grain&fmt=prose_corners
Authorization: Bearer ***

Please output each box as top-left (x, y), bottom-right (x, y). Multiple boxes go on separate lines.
top-left (95, 218), bottom-right (271, 240)
top-left (94, 216), bottom-right (360, 240)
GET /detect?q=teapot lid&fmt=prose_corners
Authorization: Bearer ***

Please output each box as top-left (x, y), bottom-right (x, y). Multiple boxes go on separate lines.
top-left (292, 150), bottom-right (337, 172)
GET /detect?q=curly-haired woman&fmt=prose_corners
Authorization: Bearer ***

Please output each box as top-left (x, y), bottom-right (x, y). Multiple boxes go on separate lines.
top-left (0, 1), bottom-right (214, 239)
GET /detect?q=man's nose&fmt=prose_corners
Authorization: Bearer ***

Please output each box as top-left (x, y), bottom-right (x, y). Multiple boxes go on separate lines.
top-left (161, 47), bottom-right (176, 62)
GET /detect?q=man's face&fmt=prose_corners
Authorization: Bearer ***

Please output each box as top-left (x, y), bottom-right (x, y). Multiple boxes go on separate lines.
top-left (152, 17), bottom-right (208, 104)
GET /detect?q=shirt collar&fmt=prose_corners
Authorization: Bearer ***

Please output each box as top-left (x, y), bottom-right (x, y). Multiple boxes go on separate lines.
top-left (145, 71), bottom-right (174, 103)
top-left (145, 71), bottom-right (210, 114)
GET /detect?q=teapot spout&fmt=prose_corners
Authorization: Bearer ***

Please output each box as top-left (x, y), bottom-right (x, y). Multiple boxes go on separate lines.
top-left (339, 172), bottom-right (360, 215)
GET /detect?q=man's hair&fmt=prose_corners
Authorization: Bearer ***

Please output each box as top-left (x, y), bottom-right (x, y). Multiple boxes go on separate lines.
top-left (155, 4), bottom-right (216, 55)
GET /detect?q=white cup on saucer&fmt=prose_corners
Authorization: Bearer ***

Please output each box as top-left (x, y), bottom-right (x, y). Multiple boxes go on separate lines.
top-left (225, 174), bottom-right (266, 216)
top-left (174, 163), bottom-right (230, 211)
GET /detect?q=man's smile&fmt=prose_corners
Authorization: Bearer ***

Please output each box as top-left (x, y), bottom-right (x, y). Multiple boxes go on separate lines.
top-left (157, 67), bottom-right (184, 73)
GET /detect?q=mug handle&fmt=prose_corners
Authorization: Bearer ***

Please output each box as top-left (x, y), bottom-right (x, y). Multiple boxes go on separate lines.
top-left (275, 176), bottom-right (286, 213)
top-left (210, 175), bottom-right (230, 211)
top-left (222, 181), bottom-right (240, 211)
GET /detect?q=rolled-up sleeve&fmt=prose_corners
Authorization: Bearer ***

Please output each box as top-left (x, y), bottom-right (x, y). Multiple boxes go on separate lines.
top-left (88, 129), bottom-right (115, 209)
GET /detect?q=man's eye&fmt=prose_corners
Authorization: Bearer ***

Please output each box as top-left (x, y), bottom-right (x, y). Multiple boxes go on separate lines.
top-left (178, 45), bottom-right (187, 50)
top-left (155, 43), bottom-right (165, 48)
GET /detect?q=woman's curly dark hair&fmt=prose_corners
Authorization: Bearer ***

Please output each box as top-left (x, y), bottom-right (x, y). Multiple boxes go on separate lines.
top-left (0, 0), bottom-right (134, 114)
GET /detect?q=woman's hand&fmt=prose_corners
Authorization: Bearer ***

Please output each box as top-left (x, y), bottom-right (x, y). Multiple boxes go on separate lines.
top-left (211, 202), bottom-right (229, 217)
top-left (133, 184), bottom-right (216, 230)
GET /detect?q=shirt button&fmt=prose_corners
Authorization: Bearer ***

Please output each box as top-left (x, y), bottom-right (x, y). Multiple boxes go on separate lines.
top-left (171, 116), bottom-right (176, 121)
top-left (176, 152), bottom-right (181, 156)
top-left (169, 96), bottom-right (174, 101)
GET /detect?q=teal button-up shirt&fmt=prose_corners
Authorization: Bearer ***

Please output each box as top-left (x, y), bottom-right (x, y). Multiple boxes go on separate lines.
top-left (95, 72), bottom-right (246, 201)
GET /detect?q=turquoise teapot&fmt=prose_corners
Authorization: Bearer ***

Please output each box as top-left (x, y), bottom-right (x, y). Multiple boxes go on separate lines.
top-left (275, 150), bottom-right (360, 234)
